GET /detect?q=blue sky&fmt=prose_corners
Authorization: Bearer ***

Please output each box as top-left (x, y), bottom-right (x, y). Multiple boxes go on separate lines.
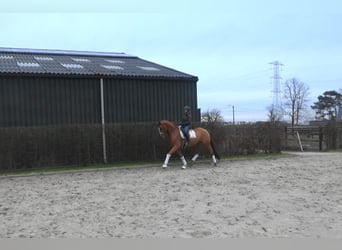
top-left (1, 0), bottom-right (342, 122)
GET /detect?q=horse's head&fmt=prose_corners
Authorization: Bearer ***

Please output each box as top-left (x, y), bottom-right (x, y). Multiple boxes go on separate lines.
top-left (157, 120), bottom-right (167, 138)
top-left (158, 120), bottom-right (177, 138)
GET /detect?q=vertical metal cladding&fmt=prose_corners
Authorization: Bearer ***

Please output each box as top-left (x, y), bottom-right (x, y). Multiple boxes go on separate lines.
top-left (0, 75), bottom-right (198, 127)
top-left (0, 76), bottom-right (101, 127)
top-left (104, 77), bottom-right (199, 123)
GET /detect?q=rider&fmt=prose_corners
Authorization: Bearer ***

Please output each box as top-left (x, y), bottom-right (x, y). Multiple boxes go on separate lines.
top-left (180, 105), bottom-right (192, 148)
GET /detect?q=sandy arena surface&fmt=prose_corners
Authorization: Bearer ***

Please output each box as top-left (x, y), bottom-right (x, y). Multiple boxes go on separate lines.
top-left (0, 152), bottom-right (342, 238)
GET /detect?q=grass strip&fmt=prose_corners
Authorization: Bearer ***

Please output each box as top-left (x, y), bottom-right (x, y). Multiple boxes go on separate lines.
top-left (0, 152), bottom-right (291, 177)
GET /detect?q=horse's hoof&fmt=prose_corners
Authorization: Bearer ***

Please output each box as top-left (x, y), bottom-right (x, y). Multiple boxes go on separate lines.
top-left (162, 164), bottom-right (168, 168)
top-left (181, 165), bottom-right (187, 169)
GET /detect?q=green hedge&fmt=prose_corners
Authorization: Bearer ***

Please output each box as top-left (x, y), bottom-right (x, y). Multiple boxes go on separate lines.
top-left (202, 121), bottom-right (283, 155)
top-left (0, 125), bottom-right (103, 171)
top-left (0, 122), bottom-right (283, 171)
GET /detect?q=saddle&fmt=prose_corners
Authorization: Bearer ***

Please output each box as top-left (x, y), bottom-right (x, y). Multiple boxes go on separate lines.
top-left (178, 126), bottom-right (196, 140)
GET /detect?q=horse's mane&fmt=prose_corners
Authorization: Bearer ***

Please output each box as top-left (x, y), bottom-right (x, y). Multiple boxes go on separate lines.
top-left (159, 120), bottom-right (176, 129)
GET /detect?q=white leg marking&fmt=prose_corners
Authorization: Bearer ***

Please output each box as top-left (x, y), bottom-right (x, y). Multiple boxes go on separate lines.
top-left (162, 154), bottom-right (171, 168)
top-left (181, 156), bottom-right (187, 169)
top-left (191, 154), bottom-right (199, 162)
top-left (212, 155), bottom-right (217, 166)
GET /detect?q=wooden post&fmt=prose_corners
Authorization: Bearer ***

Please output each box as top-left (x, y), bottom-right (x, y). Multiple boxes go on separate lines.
top-left (319, 127), bottom-right (323, 151)
top-left (296, 131), bottom-right (303, 152)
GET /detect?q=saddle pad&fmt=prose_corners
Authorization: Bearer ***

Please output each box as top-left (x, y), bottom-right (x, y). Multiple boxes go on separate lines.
top-left (179, 127), bottom-right (196, 139)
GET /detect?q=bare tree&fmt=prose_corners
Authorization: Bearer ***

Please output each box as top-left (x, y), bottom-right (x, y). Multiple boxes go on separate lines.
top-left (201, 108), bottom-right (224, 123)
top-left (267, 105), bottom-right (282, 123)
top-left (283, 78), bottom-right (310, 126)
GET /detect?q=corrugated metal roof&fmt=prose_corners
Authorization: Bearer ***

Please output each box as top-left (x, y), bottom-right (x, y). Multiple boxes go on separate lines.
top-left (0, 47), bottom-right (198, 80)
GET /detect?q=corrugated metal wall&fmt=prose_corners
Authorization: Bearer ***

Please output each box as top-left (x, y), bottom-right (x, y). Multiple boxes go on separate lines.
top-left (0, 76), bottom-right (199, 127)
top-left (104, 78), bottom-right (198, 123)
top-left (0, 76), bottom-right (100, 127)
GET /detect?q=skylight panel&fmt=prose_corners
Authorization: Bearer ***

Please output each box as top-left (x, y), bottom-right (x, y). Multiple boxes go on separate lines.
top-left (137, 66), bottom-right (160, 71)
top-left (101, 65), bottom-right (124, 70)
top-left (34, 56), bottom-right (53, 61)
top-left (105, 59), bottom-right (125, 64)
top-left (71, 58), bottom-right (90, 62)
top-left (17, 62), bottom-right (40, 67)
top-left (0, 55), bottom-right (14, 60)
top-left (61, 63), bottom-right (84, 69)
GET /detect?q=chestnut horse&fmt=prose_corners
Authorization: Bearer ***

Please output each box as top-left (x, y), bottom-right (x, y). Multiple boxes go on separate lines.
top-left (157, 120), bottom-right (220, 169)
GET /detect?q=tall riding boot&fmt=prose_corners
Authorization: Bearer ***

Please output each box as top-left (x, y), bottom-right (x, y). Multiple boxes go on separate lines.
top-left (183, 135), bottom-right (189, 149)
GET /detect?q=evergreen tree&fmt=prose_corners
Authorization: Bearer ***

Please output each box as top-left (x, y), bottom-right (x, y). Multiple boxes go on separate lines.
top-left (311, 90), bottom-right (342, 120)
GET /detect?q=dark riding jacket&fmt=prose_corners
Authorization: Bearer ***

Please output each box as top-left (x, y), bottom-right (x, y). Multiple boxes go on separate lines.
top-left (180, 111), bottom-right (192, 142)
top-left (181, 112), bottom-right (192, 126)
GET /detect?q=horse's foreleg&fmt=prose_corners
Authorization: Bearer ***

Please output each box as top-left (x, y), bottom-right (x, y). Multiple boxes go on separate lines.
top-left (162, 153), bottom-right (187, 169)
top-left (162, 145), bottom-right (181, 168)
top-left (175, 149), bottom-right (187, 169)
top-left (191, 153), bottom-right (199, 162)
top-left (188, 153), bottom-right (200, 166)
top-left (162, 154), bottom-right (171, 168)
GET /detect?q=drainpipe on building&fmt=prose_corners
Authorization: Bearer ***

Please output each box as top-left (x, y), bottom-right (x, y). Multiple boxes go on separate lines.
top-left (100, 78), bottom-right (107, 163)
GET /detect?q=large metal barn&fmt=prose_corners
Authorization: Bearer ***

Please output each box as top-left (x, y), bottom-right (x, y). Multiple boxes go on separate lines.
top-left (0, 47), bottom-right (199, 127)
top-left (0, 47), bottom-right (199, 169)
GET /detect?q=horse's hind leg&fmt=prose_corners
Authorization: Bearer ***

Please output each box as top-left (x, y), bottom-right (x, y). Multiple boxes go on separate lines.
top-left (211, 155), bottom-right (218, 166)
top-left (208, 146), bottom-right (218, 166)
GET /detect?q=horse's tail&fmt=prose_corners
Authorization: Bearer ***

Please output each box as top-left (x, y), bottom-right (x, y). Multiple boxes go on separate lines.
top-left (210, 139), bottom-right (220, 160)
